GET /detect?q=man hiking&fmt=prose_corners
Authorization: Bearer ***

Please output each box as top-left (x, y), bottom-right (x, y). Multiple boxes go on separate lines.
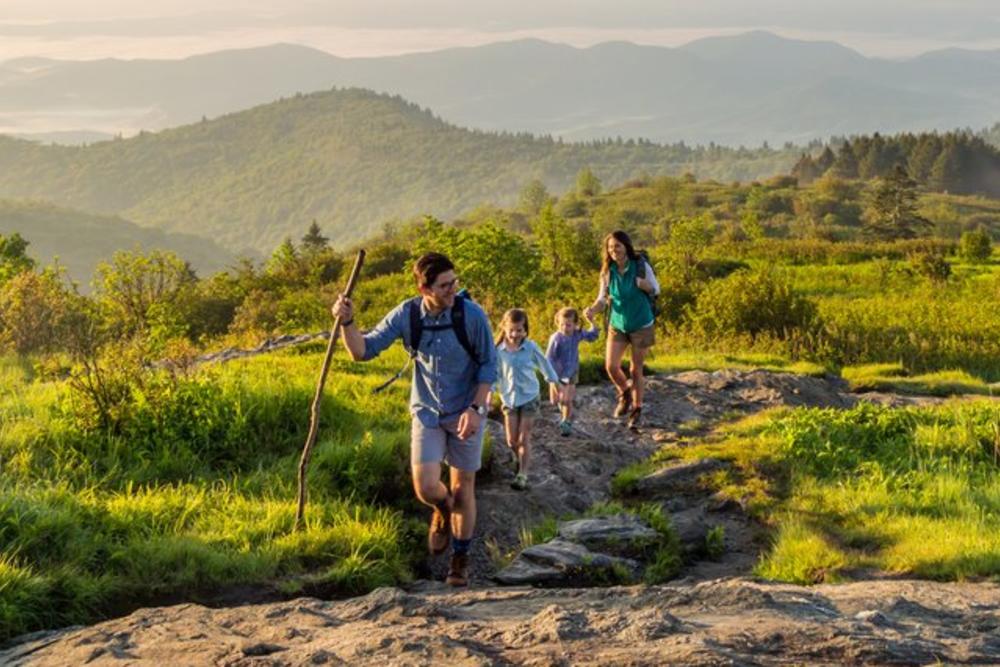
top-left (332, 252), bottom-right (497, 586)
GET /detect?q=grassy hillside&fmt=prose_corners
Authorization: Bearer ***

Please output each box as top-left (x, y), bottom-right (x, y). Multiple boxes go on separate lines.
top-left (0, 199), bottom-right (236, 286)
top-left (0, 88), bottom-right (799, 255)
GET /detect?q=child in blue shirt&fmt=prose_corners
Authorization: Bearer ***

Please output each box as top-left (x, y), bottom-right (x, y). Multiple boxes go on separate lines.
top-left (495, 308), bottom-right (562, 491)
top-left (546, 307), bottom-right (600, 436)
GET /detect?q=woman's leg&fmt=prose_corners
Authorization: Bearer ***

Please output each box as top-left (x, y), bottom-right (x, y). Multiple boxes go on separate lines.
top-left (605, 336), bottom-right (630, 395)
top-left (549, 383), bottom-right (560, 405)
top-left (630, 344), bottom-right (650, 408)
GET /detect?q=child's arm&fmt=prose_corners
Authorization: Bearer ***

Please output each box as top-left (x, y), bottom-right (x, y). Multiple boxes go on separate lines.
top-left (532, 341), bottom-right (562, 385)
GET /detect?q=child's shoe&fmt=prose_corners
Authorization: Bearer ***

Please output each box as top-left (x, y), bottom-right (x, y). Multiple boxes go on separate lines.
top-left (510, 473), bottom-right (529, 490)
top-left (559, 420), bottom-right (572, 437)
top-left (627, 406), bottom-right (643, 431)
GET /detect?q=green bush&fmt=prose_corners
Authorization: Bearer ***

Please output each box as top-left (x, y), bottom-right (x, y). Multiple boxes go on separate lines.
top-left (685, 268), bottom-right (818, 343)
top-left (958, 228), bottom-right (993, 263)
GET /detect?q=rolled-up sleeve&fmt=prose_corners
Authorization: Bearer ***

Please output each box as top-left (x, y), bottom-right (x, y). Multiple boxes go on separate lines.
top-left (470, 304), bottom-right (498, 385)
top-left (361, 302), bottom-right (406, 361)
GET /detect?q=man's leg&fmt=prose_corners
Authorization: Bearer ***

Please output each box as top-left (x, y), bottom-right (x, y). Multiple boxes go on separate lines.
top-left (412, 462), bottom-right (449, 508)
top-left (449, 467), bottom-right (476, 540)
top-left (411, 419), bottom-right (452, 555)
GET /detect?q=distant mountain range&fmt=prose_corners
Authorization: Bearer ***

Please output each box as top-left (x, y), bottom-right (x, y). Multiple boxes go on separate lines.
top-left (2, 32), bottom-right (998, 146)
top-left (0, 88), bottom-right (798, 256)
top-left (0, 199), bottom-right (235, 287)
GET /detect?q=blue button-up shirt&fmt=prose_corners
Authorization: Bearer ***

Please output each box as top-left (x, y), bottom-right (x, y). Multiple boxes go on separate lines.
top-left (494, 339), bottom-right (560, 409)
top-left (362, 297), bottom-right (497, 427)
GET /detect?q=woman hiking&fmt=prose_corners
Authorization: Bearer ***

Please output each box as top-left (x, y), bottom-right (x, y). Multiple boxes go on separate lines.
top-left (586, 230), bottom-right (659, 430)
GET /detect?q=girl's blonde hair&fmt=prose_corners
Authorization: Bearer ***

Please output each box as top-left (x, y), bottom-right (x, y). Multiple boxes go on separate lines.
top-left (496, 308), bottom-right (529, 346)
top-left (554, 307), bottom-right (579, 327)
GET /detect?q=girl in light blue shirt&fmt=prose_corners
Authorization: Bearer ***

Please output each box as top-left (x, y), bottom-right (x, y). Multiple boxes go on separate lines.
top-left (494, 308), bottom-right (562, 491)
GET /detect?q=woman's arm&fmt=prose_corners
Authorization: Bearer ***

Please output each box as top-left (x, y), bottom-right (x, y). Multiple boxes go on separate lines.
top-left (637, 260), bottom-right (660, 295)
top-left (589, 272), bottom-right (609, 313)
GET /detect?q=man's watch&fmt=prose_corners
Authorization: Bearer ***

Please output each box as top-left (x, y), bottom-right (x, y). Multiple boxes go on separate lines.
top-left (469, 403), bottom-right (487, 416)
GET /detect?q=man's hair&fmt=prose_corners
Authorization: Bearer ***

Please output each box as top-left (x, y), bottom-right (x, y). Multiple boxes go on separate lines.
top-left (555, 307), bottom-right (579, 326)
top-left (413, 252), bottom-right (455, 288)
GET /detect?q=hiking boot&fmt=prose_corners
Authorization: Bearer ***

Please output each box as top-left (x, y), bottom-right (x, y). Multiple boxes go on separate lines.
top-left (614, 389), bottom-right (633, 418)
top-left (427, 499), bottom-right (451, 555)
top-left (510, 473), bottom-right (529, 491)
top-left (559, 420), bottom-right (572, 437)
top-left (446, 552), bottom-right (470, 587)
top-left (627, 406), bottom-right (643, 431)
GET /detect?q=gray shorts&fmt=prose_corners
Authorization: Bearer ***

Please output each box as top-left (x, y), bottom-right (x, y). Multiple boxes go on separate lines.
top-left (411, 415), bottom-right (484, 472)
top-left (501, 396), bottom-right (541, 417)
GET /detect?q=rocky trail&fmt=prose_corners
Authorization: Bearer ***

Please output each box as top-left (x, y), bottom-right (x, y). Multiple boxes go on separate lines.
top-left (4, 368), bottom-right (999, 666)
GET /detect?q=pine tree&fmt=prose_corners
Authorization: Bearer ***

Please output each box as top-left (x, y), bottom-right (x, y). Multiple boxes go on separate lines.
top-left (861, 165), bottom-right (931, 240)
top-left (831, 142), bottom-right (859, 179)
top-left (300, 221), bottom-right (329, 254)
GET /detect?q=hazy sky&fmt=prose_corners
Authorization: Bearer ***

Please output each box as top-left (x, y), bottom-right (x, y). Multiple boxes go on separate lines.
top-left (2, 1), bottom-right (998, 62)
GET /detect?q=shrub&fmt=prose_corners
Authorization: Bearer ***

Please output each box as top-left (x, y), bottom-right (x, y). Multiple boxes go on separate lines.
top-left (685, 269), bottom-right (818, 342)
top-left (958, 228), bottom-right (993, 263)
top-left (909, 252), bottom-right (951, 283)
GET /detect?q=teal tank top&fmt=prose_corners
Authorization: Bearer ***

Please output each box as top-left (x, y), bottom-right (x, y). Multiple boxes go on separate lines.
top-left (608, 258), bottom-right (654, 333)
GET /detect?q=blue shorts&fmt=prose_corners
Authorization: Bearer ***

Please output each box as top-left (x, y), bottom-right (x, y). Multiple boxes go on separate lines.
top-left (410, 414), bottom-right (484, 472)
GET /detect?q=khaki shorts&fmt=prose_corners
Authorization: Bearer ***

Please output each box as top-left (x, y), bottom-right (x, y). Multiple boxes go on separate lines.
top-left (610, 325), bottom-right (655, 349)
top-left (411, 414), bottom-right (484, 472)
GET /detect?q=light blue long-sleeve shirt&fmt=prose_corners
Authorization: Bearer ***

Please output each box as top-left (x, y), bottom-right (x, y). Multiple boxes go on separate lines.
top-left (494, 339), bottom-right (560, 409)
top-left (361, 297), bottom-right (497, 427)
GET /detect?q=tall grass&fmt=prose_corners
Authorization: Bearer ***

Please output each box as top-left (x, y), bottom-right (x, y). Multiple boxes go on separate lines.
top-left (653, 401), bottom-right (1000, 584)
top-left (0, 348), bottom-right (419, 641)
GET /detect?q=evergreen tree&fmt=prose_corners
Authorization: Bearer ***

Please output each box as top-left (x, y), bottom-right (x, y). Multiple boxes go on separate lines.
top-left (300, 221), bottom-right (329, 254)
top-left (518, 179), bottom-right (551, 216)
top-left (815, 146), bottom-right (836, 173)
top-left (830, 142), bottom-right (859, 178)
top-left (791, 154), bottom-right (820, 184)
top-left (861, 165), bottom-right (931, 240)
top-left (575, 167), bottom-right (602, 198)
top-left (0, 232), bottom-right (36, 284)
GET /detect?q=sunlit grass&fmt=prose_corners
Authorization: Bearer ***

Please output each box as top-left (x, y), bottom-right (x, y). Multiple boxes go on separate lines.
top-left (622, 401), bottom-right (1000, 584)
top-left (0, 347), bottom-right (420, 641)
top-left (843, 363), bottom-right (995, 396)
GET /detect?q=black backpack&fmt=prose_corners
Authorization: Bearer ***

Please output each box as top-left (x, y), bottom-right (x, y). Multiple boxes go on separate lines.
top-left (404, 291), bottom-right (481, 365)
top-left (373, 290), bottom-right (481, 394)
top-left (634, 251), bottom-right (661, 319)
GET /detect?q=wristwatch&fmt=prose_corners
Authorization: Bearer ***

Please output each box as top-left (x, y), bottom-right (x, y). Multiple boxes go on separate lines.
top-left (469, 403), bottom-right (487, 416)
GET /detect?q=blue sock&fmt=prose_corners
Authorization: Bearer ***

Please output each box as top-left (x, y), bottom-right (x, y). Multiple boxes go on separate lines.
top-left (452, 537), bottom-right (472, 555)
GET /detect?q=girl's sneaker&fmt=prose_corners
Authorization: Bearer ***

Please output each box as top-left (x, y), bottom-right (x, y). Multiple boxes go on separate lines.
top-left (510, 473), bottom-right (529, 490)
top-left (559, 420), bottom-right (572, 437)
top-left (613, 391), bottom-right (632, 418)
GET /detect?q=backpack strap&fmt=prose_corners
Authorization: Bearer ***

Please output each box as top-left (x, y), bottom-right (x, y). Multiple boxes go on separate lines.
top-left (374, 297), bottom-right (422, 394)
top-left (405, 296), bottom-right (423, 358)
top-left (635, 253), bottom-right (648, 279)
top-left (450, 295), bottom-right (481, 366)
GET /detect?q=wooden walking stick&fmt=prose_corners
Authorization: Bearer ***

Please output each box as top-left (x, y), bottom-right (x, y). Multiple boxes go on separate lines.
top-left (295, 249), bottom-right (365, 531)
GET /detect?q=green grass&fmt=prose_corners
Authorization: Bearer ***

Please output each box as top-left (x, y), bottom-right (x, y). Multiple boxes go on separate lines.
top-left (630, 402), bottom-right (1000, 584)
top-left (843, 363), bottom-right (996, 396)
top-left (0, 348), bottom-right (420, 642)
